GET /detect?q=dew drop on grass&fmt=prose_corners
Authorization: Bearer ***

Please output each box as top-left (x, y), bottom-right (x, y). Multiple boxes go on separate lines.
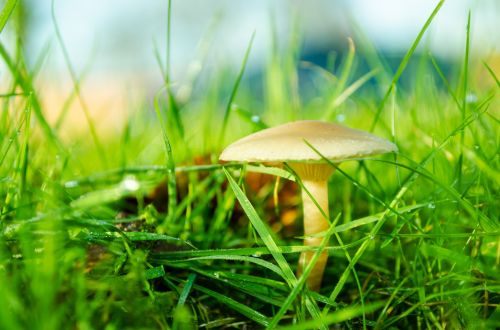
top-left (465, 93), bottom-right (477, 104)
top-left (251, 115), bottom-right (260, 123)
top-left (428, 202), bottom-right (436, 209)
top-left (336, 113), bottom-right (346, 122)
top-left (64, 180), bottom-right (79, 188)
top-left (252, 251), bottom-right (262, 257)
top-left (121, 176), bottom-right (140, 192)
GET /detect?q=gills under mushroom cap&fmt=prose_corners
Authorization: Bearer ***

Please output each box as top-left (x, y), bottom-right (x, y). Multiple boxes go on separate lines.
top-left (220, 120), bottom-right (398, 163)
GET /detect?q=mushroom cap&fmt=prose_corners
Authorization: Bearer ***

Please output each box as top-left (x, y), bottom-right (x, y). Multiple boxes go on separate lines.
top-left (220, 120), bottom-right (397, 163)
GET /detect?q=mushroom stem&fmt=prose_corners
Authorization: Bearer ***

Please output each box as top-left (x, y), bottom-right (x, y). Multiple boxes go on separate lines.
top-left (290, 163), bottom-right (334, 291)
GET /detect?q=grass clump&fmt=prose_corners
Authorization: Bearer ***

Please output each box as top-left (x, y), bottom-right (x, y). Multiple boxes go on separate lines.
top-left (0, 1), bottom-right (499, 329)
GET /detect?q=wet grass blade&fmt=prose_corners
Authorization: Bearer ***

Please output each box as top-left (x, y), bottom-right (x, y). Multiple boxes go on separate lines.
top-left (192, 283), bottom-right (270, 327)
top-left (151, 242), bottom-right (368, 260)
top-left (232, 104), bottom-right (269, 130)
top-left (223, 167), bottom-right (296, 285)
top-left (167, 255), bottom-right (285, 278)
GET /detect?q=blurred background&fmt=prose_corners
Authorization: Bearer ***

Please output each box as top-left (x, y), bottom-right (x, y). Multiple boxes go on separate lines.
top-left (3, 0), bottom-right (500, 136)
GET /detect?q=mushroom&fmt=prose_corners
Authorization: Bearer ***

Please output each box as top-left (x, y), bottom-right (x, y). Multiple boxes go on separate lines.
top-left (220, 120), bottom-right (397, 291)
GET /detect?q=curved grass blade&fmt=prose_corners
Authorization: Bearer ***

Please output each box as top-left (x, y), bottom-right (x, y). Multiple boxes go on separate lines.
top-left (223, 167), bottom-right (325, 327)
top-left (151, 240), bottom-right (368, 261)
top-left (223, 167), bottom-right (296, 285)
top-left (218, 31), bottom-right (255, 147)
top-left (276, 301), bottom-right (385, 330)
top-left (267, 214), bottom-right (341, 329)
top-left (192, 283), bottom-right (270, 327)
top-left (370, 0), bottom-right (445, 131)
top-left (167, 255), bottom-right (285, 278)
top-left (232, 104), bottom-right (269, 130)
top-left (192, 269), bottom-right (287, 307)
top-left (321, 103), bottom-right (495, 316)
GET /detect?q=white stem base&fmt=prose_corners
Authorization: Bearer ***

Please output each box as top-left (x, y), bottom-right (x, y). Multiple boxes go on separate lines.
top-left (289, 163), bottom-right (334, 291)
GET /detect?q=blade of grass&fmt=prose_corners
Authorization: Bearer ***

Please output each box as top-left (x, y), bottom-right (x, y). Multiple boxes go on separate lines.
top-left (232, 104), bottom-right (269, 130)
top-left (420, 243), bottom-right (498, 278)
top-left (374, 278), bottom-right (408, 328)
top-left (51, 0), bottom-right (108, 167)
top-left (223, 167), bottom-right (296, 285)
top-left (276, 301), bottom-right (385, 330)
top-left (167, 255), bottom-right (285, 278)
top-left (267, 214), bottom-right (341, 329)
top-left (1, 94), bottom-right (32, 218)
top-left (370, 0), bottom-right (445, 131)
top-left (80, 231), bottom-right (191, 244)
top-left (165, 0), bottom-right (172, 80)
top-left (322, 68), bottom-right (379, 121)
top-left (63, 163), bottom-right (294, 187)
top-left (151, 242), bottom-right (366, 260)
top-left (0, 0), bottom-right (17, 34)
top-left (177, 273), bottom-right (196, 307)
top-left (347, 10), bottom-right (393, 91)
top-left (223, 167), bottom-right (325, 327)
top-left (456, 11), bottom-right (472, 191)
top-left (430, 54), bottom-right (461, 109)
top-left (322, 99), bottom-right (495, 316)
top-left (334, 38), bottom-right (356, 97)
top-left (54, 58), bottom-right (93, 131)
top-left (0, 96), bottom-right (29, 167)
top-left (192, 283), bottom-right (270, 327)
top-left (218, 31), bottom-right (255, 147)
top-left (0, 43), bottom-right (65, 154)
top-left (153, 10), bottom-right (185, 142)
top-left (153, 89), bottom-right (179, 234)
top-left (301, 141), bottom-right (413, 233)
top-left (191, 269), bottom-right (291, 306)
top-left (17, 94), bottom-right (31, 199)
top-left (482, 61), bottom-right (500, 88)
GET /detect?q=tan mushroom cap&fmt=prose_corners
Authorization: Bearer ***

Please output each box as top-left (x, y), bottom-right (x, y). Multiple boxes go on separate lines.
top-left (220, 120), bottom-right (397, 163)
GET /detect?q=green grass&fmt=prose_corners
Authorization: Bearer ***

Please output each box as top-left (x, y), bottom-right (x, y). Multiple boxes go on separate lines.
top-left (1, 1), bottom-right (499, 329)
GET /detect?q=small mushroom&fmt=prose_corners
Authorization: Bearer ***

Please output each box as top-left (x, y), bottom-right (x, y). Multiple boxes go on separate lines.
top-left (220, 120), bottom-right (397, 291)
